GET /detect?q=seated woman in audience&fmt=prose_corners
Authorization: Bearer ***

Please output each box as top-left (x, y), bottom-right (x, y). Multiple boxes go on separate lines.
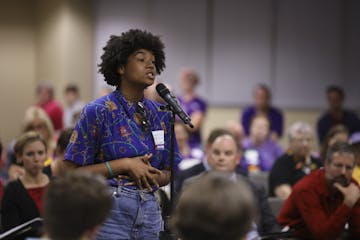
top-left (7, 106), bottom-right (56, 180)
top-left (269, 122), bottom-right (322, 199)
top-left (242, 114), bottom-right (284, 174)
top-left (241, 84), bottom-right (283, 141)
top-left (1, 131), bottom-right (50, 232)
top-left (319, 124), bottom-right (349, 162)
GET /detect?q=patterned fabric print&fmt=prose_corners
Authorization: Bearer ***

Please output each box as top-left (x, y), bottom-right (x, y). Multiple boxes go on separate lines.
top-left (65, 90), bottom-right (181, 187)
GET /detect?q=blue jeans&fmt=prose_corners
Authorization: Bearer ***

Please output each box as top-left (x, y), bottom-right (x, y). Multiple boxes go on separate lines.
top-left (96, 187), bottom-right (163, 240)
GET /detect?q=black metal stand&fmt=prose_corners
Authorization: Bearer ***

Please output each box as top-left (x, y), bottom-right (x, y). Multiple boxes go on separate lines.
top-left (159, 105), bottom-right (177, 240)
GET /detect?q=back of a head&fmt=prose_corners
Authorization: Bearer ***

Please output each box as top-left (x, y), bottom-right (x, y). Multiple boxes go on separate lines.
top-left (43, 171), bottom-right (113, 240)
top-left (56, 128), bottom-right (73, 153)
top-left (172, 171), bottom-right (255, 240)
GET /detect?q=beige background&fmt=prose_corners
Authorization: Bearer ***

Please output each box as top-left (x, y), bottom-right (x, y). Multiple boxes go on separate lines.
top-left (0, 0), bottom-right (358, 153)
top-left (0, 0), bottom-right (93, 148)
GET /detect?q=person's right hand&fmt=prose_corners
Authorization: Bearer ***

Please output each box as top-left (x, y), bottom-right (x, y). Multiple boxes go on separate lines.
top-left (124, 153), bottom-right (161, 191)
top-left (334, 182), bottom-right (360, 208)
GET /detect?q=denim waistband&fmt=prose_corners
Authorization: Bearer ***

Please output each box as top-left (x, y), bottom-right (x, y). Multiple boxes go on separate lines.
top-left (110, 185), bottom-right (157, 200)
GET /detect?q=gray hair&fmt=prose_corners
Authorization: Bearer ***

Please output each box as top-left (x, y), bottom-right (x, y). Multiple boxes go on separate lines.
top-left (288, 122), bottom-right (313, 141)
top-left (326, 141), bottom-right (355, 164)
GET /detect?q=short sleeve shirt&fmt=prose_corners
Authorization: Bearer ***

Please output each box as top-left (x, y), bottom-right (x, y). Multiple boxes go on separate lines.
top-left (65, 90), bottom-right (181, 186)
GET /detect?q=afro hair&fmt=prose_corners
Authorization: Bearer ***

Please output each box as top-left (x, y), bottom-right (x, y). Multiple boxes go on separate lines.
top-left (98, 29), bottom-right (165, 86)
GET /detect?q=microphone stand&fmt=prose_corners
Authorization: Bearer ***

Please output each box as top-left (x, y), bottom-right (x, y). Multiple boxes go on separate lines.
top-left (159, 104), bottom-right (177, 240)
top-left (159, 103), bottom-right (192, 240)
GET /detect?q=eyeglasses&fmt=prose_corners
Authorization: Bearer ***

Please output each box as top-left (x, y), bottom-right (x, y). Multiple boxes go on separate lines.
top-left (135, 102), bottom-right (150, 132)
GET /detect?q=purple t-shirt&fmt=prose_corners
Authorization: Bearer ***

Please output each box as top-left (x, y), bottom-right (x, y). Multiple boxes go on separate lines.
top-left (65, 90), bottom-right (181, 187)
top-left (241, 106), bottom-right (284, 137)
top-left (241, 138), bottom-right (284, 172)
top-left (178, 96), bottom-right (207, 148)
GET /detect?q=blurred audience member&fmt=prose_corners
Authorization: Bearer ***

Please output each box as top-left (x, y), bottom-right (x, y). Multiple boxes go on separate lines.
top-left (226, 119), bottom-right (245, 145)
top-left (269, 122), bottom-right (322, 199)
top-left (319, 124), bottom-right (349, 161)
top-left (1, 132), bottom-right (50, 232)
top-left (317, 85), bottom-right (360, 144)
top-left (43, 171), bottom-right (112, 240)
top-left (278, 142), bottom-right (360, 239)
top-left (241, 84), bottom-right (283, 141)
top-left (7, 106), bottom-right (56, 181)
top-left (143, 78), bottom-right (168, 104)
top-left (175, 121), bottom-right (203, 171)
top-left (43, 128), bottom-right (73, 178)
top-left (63, 84), bottom-right (85, 128)
top-left (177, 68), bottom-right (207, 149)
top-left (176, 128), bottom-right (280, 235)
top-left (242, 114), bottom-right (284, 174)
top-left (35, 81), bottom-right (63, 131)
top-left (171, 171), bottom-right (256, 240)
top-left (350, 132), bottom-right (360, 185)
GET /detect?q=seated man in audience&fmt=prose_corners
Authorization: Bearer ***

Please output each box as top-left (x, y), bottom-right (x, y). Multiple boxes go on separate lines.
top-left (171, 171), bottom-right (256, 240)
top-left (317, 85), bottom-right (360, 145)
top-left (278, 142), bottom-right (360, 239)
top-left (241, 84), bottom-right (283, 140)
top-left (269, 122), bottom-right (322, 199)
top-left (42, 171), bottom-right (113, 240)
top-left (176, 128), bottom-right (280, 235)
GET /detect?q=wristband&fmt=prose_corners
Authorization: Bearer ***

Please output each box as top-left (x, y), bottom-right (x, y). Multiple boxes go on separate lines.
top-left (105, 161), bottom-right (114, 177)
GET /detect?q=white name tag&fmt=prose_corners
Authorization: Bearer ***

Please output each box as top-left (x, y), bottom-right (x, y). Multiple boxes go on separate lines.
top-left (152, 130), bottom-right (165, 150)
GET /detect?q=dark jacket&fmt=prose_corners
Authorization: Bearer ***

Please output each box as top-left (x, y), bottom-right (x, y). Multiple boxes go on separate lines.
top-left (1, 179), bottom-right (40, 232)
top-left (175, 162), bottom-right (281, 235)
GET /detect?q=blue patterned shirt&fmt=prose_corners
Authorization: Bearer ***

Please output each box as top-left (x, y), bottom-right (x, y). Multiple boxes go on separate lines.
top-left (65, 90), bottom-right (181, 187)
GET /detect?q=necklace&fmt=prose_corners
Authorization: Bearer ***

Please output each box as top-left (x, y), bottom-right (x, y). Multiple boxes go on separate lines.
top-left (114, 90), bottom-right (151, 132)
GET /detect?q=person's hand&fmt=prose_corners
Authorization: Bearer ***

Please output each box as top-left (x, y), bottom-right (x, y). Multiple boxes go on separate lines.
top-left (8, 164), bottom-right (25, 181)
top-left (274, 184), bottom-right (292, 200)
top-left (334, 182), bottom-right (360, 208)
top-left (124, 153), bottom-right (161, 191)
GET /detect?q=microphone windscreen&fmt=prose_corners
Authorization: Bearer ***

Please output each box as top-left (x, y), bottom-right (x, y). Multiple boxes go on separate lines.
top-left (156, 83), bottom-right (170, 97)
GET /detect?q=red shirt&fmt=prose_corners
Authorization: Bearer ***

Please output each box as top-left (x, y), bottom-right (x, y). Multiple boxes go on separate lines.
top-left (27, 185), bottom-right (47, 216)
top-left (278, 169), bottom-right (360, 239)
top-left (38, 99), bottom-right (63, 130)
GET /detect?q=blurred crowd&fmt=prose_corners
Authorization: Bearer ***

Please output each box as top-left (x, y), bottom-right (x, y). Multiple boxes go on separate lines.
top-left (0, 68), bottom-right (359, 239)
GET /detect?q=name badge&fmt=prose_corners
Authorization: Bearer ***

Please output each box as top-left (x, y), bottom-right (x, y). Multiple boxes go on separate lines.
top-left (152, 130), bottom-right (165, 150)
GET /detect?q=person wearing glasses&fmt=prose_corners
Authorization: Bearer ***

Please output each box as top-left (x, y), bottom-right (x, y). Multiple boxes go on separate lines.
top-left (63, 29), bottom-right (181, 240)
top-left (278, 142), bottom-right (360, 239)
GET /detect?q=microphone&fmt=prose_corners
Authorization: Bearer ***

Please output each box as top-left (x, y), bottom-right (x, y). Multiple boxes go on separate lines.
top-left (156, 83), bottom-right (194, 128)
